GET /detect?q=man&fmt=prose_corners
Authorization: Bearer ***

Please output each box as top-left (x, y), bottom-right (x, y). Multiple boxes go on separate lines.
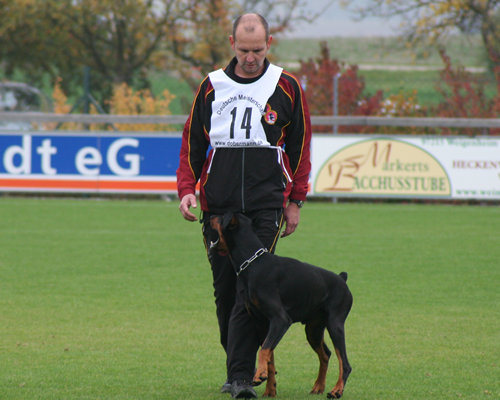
top-left (177, 13), bottom-right (311, 398)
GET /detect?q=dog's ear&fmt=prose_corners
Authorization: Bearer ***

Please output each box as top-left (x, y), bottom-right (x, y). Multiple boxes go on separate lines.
top-left (224, 212), bottom-right (241, 231)
top-left (222, 212), bottom-right (234, 230)
top-left (209, 215), bottom-right (222, 231)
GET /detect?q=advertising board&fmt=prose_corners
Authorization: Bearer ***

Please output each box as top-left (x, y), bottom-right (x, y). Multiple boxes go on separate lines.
top-left (0, 132), bottom-right (181, 193)
top-left (312, 135), bottom-right (500, 200)
top-left (1, 131), bottom-right (499, 200)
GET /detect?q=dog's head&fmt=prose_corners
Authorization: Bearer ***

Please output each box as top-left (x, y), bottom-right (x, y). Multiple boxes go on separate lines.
top-left (209, 212), bottom-right (240, 255)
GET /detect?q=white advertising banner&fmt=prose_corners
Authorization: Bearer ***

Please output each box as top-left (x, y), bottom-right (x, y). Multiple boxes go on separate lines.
top-left (311, 135), bottom-right (500, 200)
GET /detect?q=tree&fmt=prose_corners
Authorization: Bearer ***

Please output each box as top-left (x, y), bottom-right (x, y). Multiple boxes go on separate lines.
top-left (166, 0), bottom-right (337, 89)
top-left (165, 0), bottom-right (236, 89)
top-left (0, 0), bottom-right (196, 107)
top-left (351, 0), bottom-right (500, 96)
top-left (59, 0), bottom-right (191, 85)
top-left (0, 0), bottom-right (79, 85)
top-left (0, 0), bottom-right (335, 107)
top-left (238, 0), bottom-right (336, 35)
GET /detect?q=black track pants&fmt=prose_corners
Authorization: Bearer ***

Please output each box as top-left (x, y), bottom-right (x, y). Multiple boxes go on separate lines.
top-left (202, 208), bottom-right (283, 382)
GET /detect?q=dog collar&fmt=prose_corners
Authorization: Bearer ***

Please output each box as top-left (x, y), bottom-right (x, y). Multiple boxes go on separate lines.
top-left (237, 247), bottom-right (268, 276)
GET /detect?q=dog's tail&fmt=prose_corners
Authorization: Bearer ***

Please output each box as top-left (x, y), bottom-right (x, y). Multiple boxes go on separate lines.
top-left (339, 271), bottom-right (348, 282)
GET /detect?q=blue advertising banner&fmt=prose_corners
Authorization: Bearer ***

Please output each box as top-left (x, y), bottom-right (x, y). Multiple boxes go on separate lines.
top-left (0, 131), bottom-right (183, 193)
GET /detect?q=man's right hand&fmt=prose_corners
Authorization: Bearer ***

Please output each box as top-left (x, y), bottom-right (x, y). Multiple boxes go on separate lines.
top-left (179, 193), bottom-right (198, 221)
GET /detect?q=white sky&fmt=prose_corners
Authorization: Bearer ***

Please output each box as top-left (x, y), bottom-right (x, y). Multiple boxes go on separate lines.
top-left (283, 1), bottom-right (403, 38)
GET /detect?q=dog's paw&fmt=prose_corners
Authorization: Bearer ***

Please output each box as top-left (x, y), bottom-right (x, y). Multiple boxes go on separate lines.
top-left (310, 386), bottom-right (325, 395)
top-left (327, 389), bottom-right (343, 399)
top-left (262, 385), bottom-right (276, 397)
top-left (253, 366), bottom-right (269, 385)
top-left (252, 375), bottom-right (268, 386)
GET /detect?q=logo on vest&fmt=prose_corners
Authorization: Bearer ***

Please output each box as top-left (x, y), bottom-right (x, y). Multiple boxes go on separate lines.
top-left (264, 104), bottom-right (278, 125)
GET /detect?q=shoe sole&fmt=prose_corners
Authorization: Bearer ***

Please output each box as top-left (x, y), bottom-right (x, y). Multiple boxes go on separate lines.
top-left (221, 384), bottom-right (232, 394)
top-left (232, 389), bottom-right (257, 399)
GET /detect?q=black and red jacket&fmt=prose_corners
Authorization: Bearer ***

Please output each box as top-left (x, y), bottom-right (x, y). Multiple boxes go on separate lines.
top-left (176, 58), bottom-right (311, 214)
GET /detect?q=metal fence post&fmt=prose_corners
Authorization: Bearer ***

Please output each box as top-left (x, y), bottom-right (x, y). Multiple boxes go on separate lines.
top-left (333, 73), bottom-right (340, 134)
top-left (83, 66), bottom-right (90, 115)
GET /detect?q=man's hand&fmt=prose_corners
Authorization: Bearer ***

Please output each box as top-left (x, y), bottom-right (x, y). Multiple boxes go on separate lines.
top-left (179, 193), bottom-right (198, 221)
top-left (281, 202), bottom-right (300, 237)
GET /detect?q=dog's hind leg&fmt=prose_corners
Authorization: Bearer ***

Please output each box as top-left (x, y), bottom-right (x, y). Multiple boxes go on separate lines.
top-left (325, 318), bottom-right (351, 399)
top-left (262, 350), bottom-right (277, 397)
top-left (305, 318), bottom-right (331, 394)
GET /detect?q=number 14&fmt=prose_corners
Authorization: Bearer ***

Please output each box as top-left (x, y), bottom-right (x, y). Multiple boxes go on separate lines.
top-left (230, 107), bottom-right (252, 138)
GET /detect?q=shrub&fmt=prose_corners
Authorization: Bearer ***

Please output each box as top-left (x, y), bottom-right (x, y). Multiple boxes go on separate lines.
top-left (297, 42), bottom-right (405, 133)
top-left (433, 49), bottom-right (499, 135)
top-left (48, 79), bottom-right (175, 131)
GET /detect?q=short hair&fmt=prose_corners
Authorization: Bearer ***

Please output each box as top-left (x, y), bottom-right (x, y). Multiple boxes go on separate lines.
top-left (232, 13), bottom-right (270, 41)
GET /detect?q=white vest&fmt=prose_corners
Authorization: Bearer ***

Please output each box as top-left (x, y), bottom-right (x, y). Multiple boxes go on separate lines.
top-left (208, 64), bottom-right (283, 148)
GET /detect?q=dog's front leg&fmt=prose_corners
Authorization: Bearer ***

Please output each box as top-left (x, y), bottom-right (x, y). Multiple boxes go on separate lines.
top-left (262, 350), bottom-right (277, 397)
top-left (254, 314), bottom-right (291, 385)
top-left (254, 347), bottom-right (272, 385)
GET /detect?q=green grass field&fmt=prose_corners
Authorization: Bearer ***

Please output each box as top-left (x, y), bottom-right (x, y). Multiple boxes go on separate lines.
top-left (272, 35), bottom-right (488, 68)
top-left (1, 198), bottom-right (499, 399)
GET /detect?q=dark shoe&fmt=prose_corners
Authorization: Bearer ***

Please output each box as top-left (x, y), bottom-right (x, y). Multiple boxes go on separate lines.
top-left (231, 380), bottom-right (258, 398)
top-left (221, 380), bottom-right (232, 394)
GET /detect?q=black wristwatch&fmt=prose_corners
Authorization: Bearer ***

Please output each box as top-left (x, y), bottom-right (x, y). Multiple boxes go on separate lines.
top-left (289, 199), bottom-right (304, 208)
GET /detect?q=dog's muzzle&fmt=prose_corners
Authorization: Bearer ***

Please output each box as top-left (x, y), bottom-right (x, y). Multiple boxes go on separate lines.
top-left (209, 237), bottom-right (228, 257)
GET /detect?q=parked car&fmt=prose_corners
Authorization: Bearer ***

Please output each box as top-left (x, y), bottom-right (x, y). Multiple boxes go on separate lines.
top-left (0, 82), bottom-right (52, 130)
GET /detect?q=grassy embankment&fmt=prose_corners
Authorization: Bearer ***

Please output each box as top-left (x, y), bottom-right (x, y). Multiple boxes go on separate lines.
top-left (150, 35), bottom-right (495, 112)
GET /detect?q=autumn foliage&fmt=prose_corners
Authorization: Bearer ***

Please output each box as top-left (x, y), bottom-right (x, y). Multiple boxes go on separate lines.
top-left (297, 42), bottom-right (499, 135)
top-left (108, 83), bottom-right (176, 131)
top-left (48, 79), bottom-right (175, 132)
top-left (48, 40), bottom-right (499, 136)
top-left (296, 42), bottom-right (383, 133)
top-left (434, 49), bottom-right (499, 135)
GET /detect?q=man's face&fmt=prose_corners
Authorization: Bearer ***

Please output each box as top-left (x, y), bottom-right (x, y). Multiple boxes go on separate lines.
top-left (230, 24), bottom-right (272, 78)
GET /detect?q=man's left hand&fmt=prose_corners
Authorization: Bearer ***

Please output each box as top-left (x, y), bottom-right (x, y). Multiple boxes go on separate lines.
top-left (281, 202), bottom-right (301, 237)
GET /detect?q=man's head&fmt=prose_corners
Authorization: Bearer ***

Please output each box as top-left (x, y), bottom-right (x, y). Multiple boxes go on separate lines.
top-left (230, 13), bottom-right (272, 78)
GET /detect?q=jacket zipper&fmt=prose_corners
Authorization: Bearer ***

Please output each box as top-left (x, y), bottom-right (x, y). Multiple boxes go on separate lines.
top-left (241, 148), bottom-right (245, 212)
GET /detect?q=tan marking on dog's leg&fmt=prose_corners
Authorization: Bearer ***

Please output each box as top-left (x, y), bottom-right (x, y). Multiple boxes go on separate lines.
top-left (253, 348), bottom-right (271, 384)
top-left (328, 348), bottom-right (344, 398)
top-left (310, 340), bottom-right (329, 394)
top-left (263, 350), bottom-right (277, 397)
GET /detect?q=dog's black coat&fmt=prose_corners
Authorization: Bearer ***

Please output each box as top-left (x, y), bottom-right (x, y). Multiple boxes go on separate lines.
top-left (211, 213), bottom-right (353, 398)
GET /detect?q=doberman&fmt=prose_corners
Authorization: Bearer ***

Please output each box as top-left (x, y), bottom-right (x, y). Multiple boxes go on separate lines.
top-left (210, 213), bottom-right (353, 398)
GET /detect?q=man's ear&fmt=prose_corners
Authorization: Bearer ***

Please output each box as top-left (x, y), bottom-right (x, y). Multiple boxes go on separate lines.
top-left (267, 34), bottom-right (273, 49)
